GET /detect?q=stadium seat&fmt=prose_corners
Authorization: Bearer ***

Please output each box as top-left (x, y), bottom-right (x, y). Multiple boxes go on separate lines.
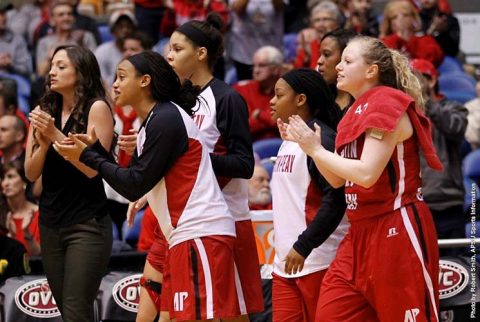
top-left (283, 33), bottom-right (298, 63)
top-left (439, 73), bottom-right (476, 103)
top-left (260, 157), bottom-right (275, 177)
top-left (463, 149), bottom-right (480, 181)
top-left (98, 24), bottom-right (113, 43)
top-left (462, 150), bottom-right (480, 213)
top-left (122, 209), bottom-right (145, 247)
top-left (253, 138), bottom-right (283, 160)
top-left (439, 72), bottom-right (476, 92)
top-left (438, 56), bottom-right (463, 75)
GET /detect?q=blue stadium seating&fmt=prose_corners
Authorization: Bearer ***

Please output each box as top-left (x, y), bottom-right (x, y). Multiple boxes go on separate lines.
top-left (283, 33), bottom-right (298, 63)
top-left (439, 72), bottom-right (476, 103)
top-left (462, 150), bottom-right (480, 213)
top-left (253, 138), bottom-right (283, 160)
top-left (260, 157), bottom-right (275, 177)
top-left (121, 209), bottom-right (145, 247)
top-left (98, 24), bottom-right (113, 43)
top-left (438, 56), bottom-right (463, 75)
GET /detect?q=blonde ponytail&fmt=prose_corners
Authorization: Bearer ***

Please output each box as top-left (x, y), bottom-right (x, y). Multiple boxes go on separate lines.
top-left (389, 49), bottom-right (424, 110)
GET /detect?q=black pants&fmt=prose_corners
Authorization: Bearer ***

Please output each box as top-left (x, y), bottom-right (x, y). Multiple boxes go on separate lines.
top-left (40, 215), bottom-right (113, 322)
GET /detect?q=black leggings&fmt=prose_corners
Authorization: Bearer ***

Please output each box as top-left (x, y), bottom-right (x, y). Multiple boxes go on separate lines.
top-left (40, 215), bottom-right (112, 322)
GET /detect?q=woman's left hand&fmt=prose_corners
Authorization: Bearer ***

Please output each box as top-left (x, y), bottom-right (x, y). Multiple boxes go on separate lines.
top-left (53, 126), bottom-right (98, 161)
top-left (284, 247), bottom-right (305, 275)
top-left (29, 109), bottom-right (57, 141)
top-left (287, 115), bottom-right (324, 156)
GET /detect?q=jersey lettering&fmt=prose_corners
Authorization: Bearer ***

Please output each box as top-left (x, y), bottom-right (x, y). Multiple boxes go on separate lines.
top-left (404, 308), bottom-right (420, 322)
top-left (173, 291), bottom-right (189, 312)
top-left (273, 155), bottom-right (296, 173)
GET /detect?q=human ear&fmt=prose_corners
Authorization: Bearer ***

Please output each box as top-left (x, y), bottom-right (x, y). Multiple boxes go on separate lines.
top-left (197, 47), bottom-right (208, 62)
top-left (366, 64), bottom-right (379, 80)
top-left (140, 75), bottom-right (151, 87)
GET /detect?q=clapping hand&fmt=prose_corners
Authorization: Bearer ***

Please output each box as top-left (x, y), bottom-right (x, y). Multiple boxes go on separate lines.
top-left (53, 126), bottom-right (98, 161)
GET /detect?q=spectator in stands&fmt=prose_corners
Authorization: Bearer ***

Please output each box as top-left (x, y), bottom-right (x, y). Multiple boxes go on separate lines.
top-left (316, 28), bottom-right (356, 112)
top-left (419, 0), bottom-right (460, 57)
top-left (228, 0), bottom-right (284, 80)
top-left (270, 68), bottom-right (346, 322)
top-left (123, 30), bottom-right (153, 58)
top-left (249, 164), bottom-right (272, 210)
top-left (380, 0), bottom-right (444, 67)
top-left (344, 0), bottom-right (378, 37)
top-left (0, 201), bottom-right (29, 285)
top-left (284, 0), bottom-right (309, 34)
top-left (35, 0), bottom-right (97, 77)
top-left (284, 36), bottom-right (442, 321)
top-left (95, 9), bottom-right (137, 85)
top-left (294, 1), bottom-right (342, 69)
top-left (71, 0), bottom-right (101, 44)
top-left (25, 45), bottom-right (113, 321)
top-left (0, 115), bottom-right (27, 165)
top-left (2, 159), bottom-right (40, 255)
top-left (411, 58), bottom-right (468, 256)
top-left (0, 1), bottom-right (32, 78)
top-left (466, 81), bottom-right (480, 150)
top-left (134, 0), bottom-right (165, 44)
top-left (0, 83), bottom-right (29, 126)
top-left (234, 46), bottom-right (283, 141)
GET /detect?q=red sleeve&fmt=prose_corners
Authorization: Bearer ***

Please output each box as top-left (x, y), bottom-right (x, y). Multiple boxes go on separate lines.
top-left (137, 206), bottom-right (158, 252)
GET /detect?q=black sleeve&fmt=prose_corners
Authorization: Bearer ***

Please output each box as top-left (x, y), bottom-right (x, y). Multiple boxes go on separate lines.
top-left (292, 122), bottom-right (347, 258)
top-left (211, 90), bottom-right (254, 179)
top-left (80, 108), bottom-right (188, 201)
top-left (426, 99), bottom-right (468, 142)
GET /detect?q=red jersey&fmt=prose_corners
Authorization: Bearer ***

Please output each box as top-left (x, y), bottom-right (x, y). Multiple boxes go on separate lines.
top-left (336, 86), bottom-right (442, 221)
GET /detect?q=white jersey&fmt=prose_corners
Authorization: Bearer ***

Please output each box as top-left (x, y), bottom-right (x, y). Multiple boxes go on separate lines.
top-left (139, 103), bottom-right (236, 248)
top-left (192, 79), bottom-right (253, 221)
top-left (271, 140), bottom-right (349, 278)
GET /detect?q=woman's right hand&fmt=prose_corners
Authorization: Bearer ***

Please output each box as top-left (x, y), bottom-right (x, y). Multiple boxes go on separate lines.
top-left (118, 129), bottom-right (138, 156)
top-left (29, 108), bottom-right (57, 141)
top-left (127, 195), bottom-right (148, 227)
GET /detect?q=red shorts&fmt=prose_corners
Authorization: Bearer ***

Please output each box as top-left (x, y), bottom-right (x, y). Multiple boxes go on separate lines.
top-left (233, 220), bottom-right (264, 314)
top-left (146, 225), bottom-right (168, 273)
top-left (272, 270), bottom-right (327, 322)
top-left (316, 202), bottom-right (440, 322)
top-left (160, 235), bottom-right (238, 321)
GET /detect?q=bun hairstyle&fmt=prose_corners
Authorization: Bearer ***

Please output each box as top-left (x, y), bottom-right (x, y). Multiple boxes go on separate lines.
top-left (175, 12), bottom-right (225, 69)
top-left (126, 51), bottom-right (200, 115)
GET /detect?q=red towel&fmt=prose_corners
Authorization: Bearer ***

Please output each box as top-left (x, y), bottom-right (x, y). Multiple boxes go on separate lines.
top-left (336, 86), bottom-right (443, 171)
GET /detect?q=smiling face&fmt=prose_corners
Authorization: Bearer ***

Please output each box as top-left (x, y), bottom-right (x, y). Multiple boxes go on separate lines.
top-left (49, 49), bottom-right (77, 94)
top-left (317, 36), bottom-right (342, 84)
top-left (112, 59), bottom-right (144, 107)
top-left (336, 40), bottom-right (376, 98)
top-left (166, 31), bottom-right (202, 81)
top-left (270, 78), bottom-right (301, 123)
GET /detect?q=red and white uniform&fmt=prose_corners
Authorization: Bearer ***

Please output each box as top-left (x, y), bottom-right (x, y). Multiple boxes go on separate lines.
top-left (81, 101), bottom-right (237, 321)
top-left (316, 86), bottom-right (442, 322)
top-left (271, 140), bottom-right (348, 278)
top-left (193, 78), bottom-right (264, 314)
top-left (271, 130), bottom-right (348, 322)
